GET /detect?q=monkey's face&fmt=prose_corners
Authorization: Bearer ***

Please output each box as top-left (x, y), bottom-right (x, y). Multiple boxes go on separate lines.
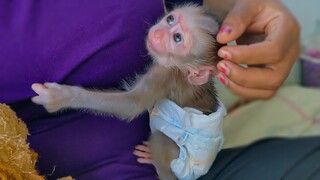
top-left (145, 5), bottom-right (222, 85)
top-left (146, 9), bottom-right (195, 67)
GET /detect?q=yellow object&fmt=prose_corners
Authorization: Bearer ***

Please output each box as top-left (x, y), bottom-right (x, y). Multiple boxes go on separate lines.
top-left (0, 103), bottom-right (44, 180)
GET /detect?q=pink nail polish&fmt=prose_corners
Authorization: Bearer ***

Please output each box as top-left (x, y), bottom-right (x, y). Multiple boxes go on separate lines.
top-left (218, 74), bottom-right (228, 85)
top-left (218, 50), bottom-right (232, 60)
top-left (219, 26), bottom-right (232, 34)
top-left (219, 63), bottom-right (230, 75)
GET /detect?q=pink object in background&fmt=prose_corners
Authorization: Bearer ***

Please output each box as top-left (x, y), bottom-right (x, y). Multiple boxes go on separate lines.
top-left (305, 48), bottom-right (320, 59)
top-left (301, 20), bottom-right (320, 87)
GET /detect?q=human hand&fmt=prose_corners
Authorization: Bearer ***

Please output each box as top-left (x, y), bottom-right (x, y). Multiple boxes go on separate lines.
top-left (31, 82), bottom-right (80, 112)
top-left (216, 0), bottom-right (300, 99)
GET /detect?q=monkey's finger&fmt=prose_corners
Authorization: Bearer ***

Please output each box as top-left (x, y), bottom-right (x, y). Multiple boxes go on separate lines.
top-left (135, 144), bottom-right (151, 153)
top-left (31, 83), bottom-right (49, 95)
top-left (216, 0), bottom-right (259, 44)
top-left (143, 141), bottom-right (150, 146)
top-left (31, 96), bottom-right (45, 105)
top-left (217, 61), bottom-right (283, 90)
top-left (137, 158), bottom-right (153, 164)
top-left (133, 150), bottom-right (152, 159)
top-left (217, 73), bottom-right (276, 100)
top-left (44, 82), bottom-right (62, 89)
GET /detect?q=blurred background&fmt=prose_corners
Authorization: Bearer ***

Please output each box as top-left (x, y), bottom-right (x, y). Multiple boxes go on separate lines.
top-left (220, 0), bottom-right (320, 148)
top-left (284, 0), bottom-right (320, 85)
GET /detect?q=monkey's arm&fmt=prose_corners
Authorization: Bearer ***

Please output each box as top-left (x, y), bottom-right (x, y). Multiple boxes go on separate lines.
top-left (31, 65), bottom-right (169, 120)
top-left (31, 83), bottom-right (139, 119)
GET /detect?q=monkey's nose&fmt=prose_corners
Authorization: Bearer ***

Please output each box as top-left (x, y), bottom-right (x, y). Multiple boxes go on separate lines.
top-left (152, 29), bottom-right (164, 43)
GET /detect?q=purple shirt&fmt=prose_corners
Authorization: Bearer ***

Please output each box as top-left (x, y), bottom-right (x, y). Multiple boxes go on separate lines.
top-left (0, 0), bottom-right (201, 179)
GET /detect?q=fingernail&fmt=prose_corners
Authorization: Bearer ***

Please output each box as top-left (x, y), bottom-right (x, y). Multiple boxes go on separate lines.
top-left (218, 50), bottom-right (232, 60)
top-left (218, 74), bottom-right (228, 85)
top-left (219, 26), bottom-right (232, 34)
top-left (218, 63), bottom-right (230, 76)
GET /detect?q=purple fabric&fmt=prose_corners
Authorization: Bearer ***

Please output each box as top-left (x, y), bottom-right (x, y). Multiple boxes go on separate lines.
top-left (0, 0), bottom-right (203, 179)
top-left (0, 0), bottom-right (164, 179)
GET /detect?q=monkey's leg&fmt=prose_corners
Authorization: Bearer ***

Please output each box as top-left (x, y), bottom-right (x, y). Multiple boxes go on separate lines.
top-left (149, 131), bottom-right (179, 180)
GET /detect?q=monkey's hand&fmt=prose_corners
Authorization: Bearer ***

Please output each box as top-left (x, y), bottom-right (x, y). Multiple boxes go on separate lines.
top-left (31, 82), bottom-right (80, 113)
top-left (133, 141), bottom-right (153, 164)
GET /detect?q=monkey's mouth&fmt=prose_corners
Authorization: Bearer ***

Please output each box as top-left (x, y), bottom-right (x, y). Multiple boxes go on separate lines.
top-left (146, 39), bottom-right (159, 55)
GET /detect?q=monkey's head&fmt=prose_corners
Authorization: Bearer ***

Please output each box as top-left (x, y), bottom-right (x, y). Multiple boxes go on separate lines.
top-left (146, 4), bottom-right (223, 85)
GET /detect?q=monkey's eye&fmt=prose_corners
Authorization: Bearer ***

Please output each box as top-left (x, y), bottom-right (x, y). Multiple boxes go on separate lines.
top-left (166, 15), bottom-right (175, 25)
top-left (173, 33), bottom-right (183, 44)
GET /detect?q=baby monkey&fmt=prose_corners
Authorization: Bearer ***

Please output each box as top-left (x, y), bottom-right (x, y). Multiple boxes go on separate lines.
top-left (32, 4), bottom-right (226, 180)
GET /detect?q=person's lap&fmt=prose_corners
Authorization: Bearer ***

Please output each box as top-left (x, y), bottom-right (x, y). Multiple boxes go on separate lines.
top-left (199, 136), bottom-right (320, 180)
top-left (30, 111), bottom-right (319, 180)
top-left (28, 112), bottom-right (157, 180)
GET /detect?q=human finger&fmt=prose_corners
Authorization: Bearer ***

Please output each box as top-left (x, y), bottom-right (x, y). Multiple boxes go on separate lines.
top-left (217, 73), bottom-right (277, 99)
top-left (218, 3), bottom-right (300, 65)
top-left (217, 60), bottom-right (283, 90)
top-left (216, 0), bottom-right (259, 44)
top-left (218, 41), bottom-right (282, 65)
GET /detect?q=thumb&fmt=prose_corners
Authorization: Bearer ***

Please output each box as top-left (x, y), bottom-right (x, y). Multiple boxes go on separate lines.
top-left (217, 1), bottom-right (259, 44)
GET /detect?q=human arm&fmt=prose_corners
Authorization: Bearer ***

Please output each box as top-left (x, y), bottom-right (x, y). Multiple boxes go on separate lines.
top-left (204, 0), bottom-right (300, 99)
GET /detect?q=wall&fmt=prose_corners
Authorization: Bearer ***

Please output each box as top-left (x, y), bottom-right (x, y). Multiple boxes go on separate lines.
top-left (283, 0), bottom-right (320, 38)
top-left (283, 0), bottom-right (320, 84)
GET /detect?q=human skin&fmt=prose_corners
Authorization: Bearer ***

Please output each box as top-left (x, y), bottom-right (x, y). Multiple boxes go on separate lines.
top-left (204, 0), bottom-right (300, 99)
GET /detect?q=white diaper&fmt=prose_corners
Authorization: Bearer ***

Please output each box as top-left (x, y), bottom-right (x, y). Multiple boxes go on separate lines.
top-left (150, 99), bottom-right (226, 180)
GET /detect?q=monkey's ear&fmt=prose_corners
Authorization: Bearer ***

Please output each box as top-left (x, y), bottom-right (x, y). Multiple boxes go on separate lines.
top-left (188, 66), bottom-right (217, 85)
